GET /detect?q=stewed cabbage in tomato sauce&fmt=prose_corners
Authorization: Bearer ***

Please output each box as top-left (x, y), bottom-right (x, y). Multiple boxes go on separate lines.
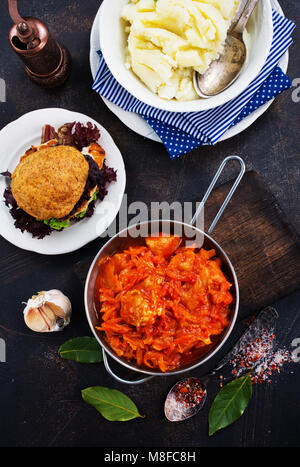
top-left (95, 235), bottom-right (233, 372)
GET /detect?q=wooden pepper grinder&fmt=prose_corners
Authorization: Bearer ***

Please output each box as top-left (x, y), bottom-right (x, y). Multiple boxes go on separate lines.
top-left (8, 0), bottom-right (72, 88)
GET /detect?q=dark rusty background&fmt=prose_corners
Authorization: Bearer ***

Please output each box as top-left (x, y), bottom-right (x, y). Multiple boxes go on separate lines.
top-left (0, 0), bottom-right (299, 447)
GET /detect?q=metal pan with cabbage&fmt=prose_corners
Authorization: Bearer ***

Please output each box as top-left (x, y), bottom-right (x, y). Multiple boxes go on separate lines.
top-left (85, 156), bottom-right (245, 384)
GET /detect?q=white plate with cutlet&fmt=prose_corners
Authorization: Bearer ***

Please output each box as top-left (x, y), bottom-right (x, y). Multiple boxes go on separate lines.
top-left (0, 108), bottom-right (126, 255)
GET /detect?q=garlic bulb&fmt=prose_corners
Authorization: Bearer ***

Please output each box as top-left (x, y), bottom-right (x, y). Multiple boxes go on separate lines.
top-left (23, 290), bottom-right (72, 333)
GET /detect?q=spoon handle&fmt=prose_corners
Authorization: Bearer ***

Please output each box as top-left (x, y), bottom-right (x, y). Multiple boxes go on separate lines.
top-left (232, 0), bottom-right (260, 36)
top-left (230, 0), bottom-right (249, 31)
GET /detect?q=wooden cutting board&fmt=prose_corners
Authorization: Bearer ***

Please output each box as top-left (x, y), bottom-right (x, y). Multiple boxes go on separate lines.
top-left (74, 171), bottom-right (300, 318)
top-left (204, 170), bottom-right (300, 316)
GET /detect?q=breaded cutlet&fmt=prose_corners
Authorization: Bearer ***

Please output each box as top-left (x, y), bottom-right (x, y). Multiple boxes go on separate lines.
top-left (11, 146), bottom-right (89, 220)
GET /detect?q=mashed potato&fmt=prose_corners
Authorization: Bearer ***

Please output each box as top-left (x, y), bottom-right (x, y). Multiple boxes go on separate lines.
top-left (122, 0), bottom-right (240, 101)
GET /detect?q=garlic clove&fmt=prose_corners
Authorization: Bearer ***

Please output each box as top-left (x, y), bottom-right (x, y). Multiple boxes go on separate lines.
top-left (24, 307), bottom-right (50, 333)
top-left (23, 290), bottom-right (72, 333)
top-left (44, 290), bottom-right (72, 320)
top-left (40, 304), bottom-right (56, 326)
top-left (46, 301), bottom-right (65, 319)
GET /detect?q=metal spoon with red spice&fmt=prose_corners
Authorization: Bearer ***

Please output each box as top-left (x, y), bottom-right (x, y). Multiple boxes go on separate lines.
top-left (165, 377), bottom-right (207, 422)
top-left (164, 307), bottom-right (279, 422)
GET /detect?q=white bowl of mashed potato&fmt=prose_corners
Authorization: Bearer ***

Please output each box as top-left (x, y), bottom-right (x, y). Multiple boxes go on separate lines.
top-left (99, 0), bottom-right (273, 112)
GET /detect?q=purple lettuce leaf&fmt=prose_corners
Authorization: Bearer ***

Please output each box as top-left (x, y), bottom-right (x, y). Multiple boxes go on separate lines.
top-left (72, 122), bottom-right (101, 151)
top-left (57, 122), bottom-right (76, 146)
top-left (41, 125), bottom-right (58, 143)
top-left (3, 188), bottom-right (52, 239)
top-left (42, 121), bottom-right (101, 152)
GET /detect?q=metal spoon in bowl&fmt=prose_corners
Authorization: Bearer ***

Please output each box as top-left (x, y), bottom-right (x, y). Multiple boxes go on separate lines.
top-left (164, 307), bottom-right (278, 422)
top-left (193, 0), bottom-right (260, 98)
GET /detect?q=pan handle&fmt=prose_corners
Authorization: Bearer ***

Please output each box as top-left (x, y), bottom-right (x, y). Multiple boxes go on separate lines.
top-left (191, 156), bottom-right (245, 235)
top-left (103, 350), bottom-right (154, 385)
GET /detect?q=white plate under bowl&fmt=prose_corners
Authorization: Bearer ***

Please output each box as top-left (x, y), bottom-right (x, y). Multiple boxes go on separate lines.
top-left (0, 108), bottom-right (126, 255)
top-left (90, 0), bottom-right (288, 144)
top-left (99, 0), bottom-right (272, 113)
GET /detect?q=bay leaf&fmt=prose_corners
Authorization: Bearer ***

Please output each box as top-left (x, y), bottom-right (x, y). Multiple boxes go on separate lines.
top-left (82, 386), bottom-right (145, 421)
top-left (59, 337), bottom-right (103, 363)
top-left (208, 373), bottom-right (252, 436)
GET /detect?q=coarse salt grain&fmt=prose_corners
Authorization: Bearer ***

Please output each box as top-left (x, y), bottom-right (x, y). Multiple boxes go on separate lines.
top-left (230, 327), bottom-right (292, 384)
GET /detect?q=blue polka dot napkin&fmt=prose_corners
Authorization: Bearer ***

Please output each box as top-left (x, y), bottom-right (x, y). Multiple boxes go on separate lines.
top-left (92, 10), bottom-right (295, 159)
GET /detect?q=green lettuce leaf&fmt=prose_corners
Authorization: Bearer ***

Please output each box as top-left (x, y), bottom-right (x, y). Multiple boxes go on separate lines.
top-left (74, 190), bottom-right (99, 219)
top-left (43, 218), bottom-right (71, 230)
top-left (92, 190), bottom-right (99, 201)
top-left (75, 210), bottom-right (87, 219)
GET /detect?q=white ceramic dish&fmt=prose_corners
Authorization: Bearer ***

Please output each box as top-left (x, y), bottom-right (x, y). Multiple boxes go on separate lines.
top-left (0, 108), bottom-right (126, 255)
top-left (99, 0), bottom-right (273, 113)
top-left (90, 0), bottom-right (288, 144)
